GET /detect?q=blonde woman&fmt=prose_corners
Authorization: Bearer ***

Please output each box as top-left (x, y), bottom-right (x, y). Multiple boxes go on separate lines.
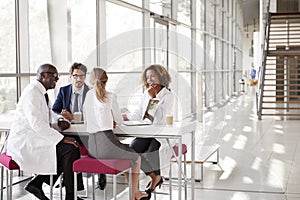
top-left (83, 68), bottom-right (150, 200)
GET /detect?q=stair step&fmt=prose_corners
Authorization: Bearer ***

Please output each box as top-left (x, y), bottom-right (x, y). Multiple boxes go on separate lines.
top-left (264, 84), bottom-right (300, 86)
top-left (263, 90), bottom-right (300, 92)
top-left (270, 27), bottom-right (300, 34)
top-left (270, 33), bottom-right (300, 36)
top-left (267, 50), bottom-right (300, 56)
top-left (261, 113), bottom-right (300, 116)
top-left (265, 79), bottom-right (300, 81)
top-left (264, 67), bottom-right (300, 70)
top-left (263, 101), bottom-right (300, 104)
top-left (262, 107), bottom-right (300, 110)
top-left (268, 42), bottom-right (300, 44)
top-left (264, 73), bottom-right (299, 76)
top-left (267, 56), bottom-right (300, 61)
top-left (270, 23), bottom-right (300, 26)
top-left (263, 95), bottom-right (300, 98)
top-left (269, 38), bottom-right (300, 43)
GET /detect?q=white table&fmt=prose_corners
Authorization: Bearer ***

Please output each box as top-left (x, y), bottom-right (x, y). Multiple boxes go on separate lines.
top-left (63, 120), bottom-right (197, 200)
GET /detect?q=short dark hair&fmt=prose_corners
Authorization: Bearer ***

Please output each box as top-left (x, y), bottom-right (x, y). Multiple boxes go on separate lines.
top-left (69, 62), bottom-right (87, 74)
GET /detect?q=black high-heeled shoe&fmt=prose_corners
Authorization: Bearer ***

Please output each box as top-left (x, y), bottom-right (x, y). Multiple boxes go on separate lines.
top-left (137, 192), bottom-right (151, 200)
top-left (145, 176), bottom-right (164, 193)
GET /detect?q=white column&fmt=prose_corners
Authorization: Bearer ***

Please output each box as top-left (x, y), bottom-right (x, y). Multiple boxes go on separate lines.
top-left (47, 0), bottom-right (68, 67)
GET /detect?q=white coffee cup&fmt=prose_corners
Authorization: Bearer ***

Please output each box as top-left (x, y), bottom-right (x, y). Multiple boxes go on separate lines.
top-left (73, 112), bottom-right (82, 123)
top-left (166, 114), bottom-right (173, 126)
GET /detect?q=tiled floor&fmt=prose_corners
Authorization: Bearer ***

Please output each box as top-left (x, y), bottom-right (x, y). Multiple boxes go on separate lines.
top-left (3, 88), bottom-right (300, 199)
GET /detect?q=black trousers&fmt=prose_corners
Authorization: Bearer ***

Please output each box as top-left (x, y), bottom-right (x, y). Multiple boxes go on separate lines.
top-left (29, 141), bottom-right (83, 200)
top-left (130, 138), bottom-right (161, 175)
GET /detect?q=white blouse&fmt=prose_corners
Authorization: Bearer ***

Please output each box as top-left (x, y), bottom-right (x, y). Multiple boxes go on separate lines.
top-left (130, 87), bottom-right (175, 124)
top-left (83, 89), bottom-right (123, 133)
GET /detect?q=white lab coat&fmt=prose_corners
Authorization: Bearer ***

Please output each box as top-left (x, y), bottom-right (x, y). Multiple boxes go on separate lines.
top-left (130, 87), bottom-right (175, 124)
top-left (6, 80), bottom-right (63, 175)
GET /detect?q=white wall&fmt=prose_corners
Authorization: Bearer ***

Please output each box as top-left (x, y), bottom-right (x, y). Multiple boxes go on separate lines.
top-left (242, 24), bottom-right (256, 73)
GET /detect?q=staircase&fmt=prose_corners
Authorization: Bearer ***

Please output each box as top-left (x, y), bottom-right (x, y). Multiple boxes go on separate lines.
top-left (257, 12), bottom-right (300, 119)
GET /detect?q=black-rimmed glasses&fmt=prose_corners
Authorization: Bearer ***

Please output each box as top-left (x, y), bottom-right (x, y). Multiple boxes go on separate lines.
top-left (72, 74), bottom-right (86, 79)
top-left (45, 72), bottom-right (59, 78)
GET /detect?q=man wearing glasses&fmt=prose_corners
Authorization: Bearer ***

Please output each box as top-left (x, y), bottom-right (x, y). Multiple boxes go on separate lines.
top-left (52, 62), bottom-right (107, 190)
top-left (52, 62), bottom-right (89, 121)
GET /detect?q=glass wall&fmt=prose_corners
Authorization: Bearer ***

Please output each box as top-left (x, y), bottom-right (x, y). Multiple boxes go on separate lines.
top-left (29, 0), bottom-right (51, 71)
top-left (0, 0), bottom-right (244, 121)
top-left (0, 0), bottom-right (16, 119)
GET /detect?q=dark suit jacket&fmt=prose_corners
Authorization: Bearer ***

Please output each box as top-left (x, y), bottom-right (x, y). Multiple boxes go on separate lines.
top-left (52, 84), bottom-right (90, 114)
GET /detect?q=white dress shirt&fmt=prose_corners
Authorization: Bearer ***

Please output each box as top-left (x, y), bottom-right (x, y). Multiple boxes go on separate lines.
top-left (83, 89), bottom-right (123, 133)
top-left (6, 80), bottom-right (64, 174)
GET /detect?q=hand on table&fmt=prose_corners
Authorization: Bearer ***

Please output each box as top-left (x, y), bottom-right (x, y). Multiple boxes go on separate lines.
top-left (57, 118), bottom-right (71, 131)
top-left (61, 109), bottom-right (73, 121)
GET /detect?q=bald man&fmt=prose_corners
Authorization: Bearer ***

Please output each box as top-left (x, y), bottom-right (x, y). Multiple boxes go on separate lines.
top-left (6, 64), bottom-right (84, 200)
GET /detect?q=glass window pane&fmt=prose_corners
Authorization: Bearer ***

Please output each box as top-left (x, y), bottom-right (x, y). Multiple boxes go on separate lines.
top-left (178, 72), bottom-right (191, 118)
top-left (70, 0), bottom-right (96, 64)
top-left (0, 0), bottom-right (16, 73)
top-left (0, 77), bottom-right (17, 118)
top-left (106, 2), bottom-right (143, 72)
top-left (177, 0), bottom-right (191, 25)
top-left (106, 73), bottom-right (143, 112)
top-left (177, 26), bottom-right (191, 71)
top-left (28, 0), bottom-right (51, 71)
top-left (149, 0), bottom-right (171, 17)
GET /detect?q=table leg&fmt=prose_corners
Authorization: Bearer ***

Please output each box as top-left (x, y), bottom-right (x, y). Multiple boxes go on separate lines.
top-left (191, 130), bottom-right (195, 200)
top-left (178, 137), bottom-right (182, 200)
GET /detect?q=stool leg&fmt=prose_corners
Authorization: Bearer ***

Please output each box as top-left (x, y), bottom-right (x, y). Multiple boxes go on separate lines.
top-left (49, 175), bottom-right (53, 200)
top-left (169, 161), bottom-right (172, 200)
top-left (184, 154), bottom-right (187, 200)
top-left (113, 175), bottom-right (117, 200)
top-left (201, 164), bottom-right (203, 181)
top-left (0, 166), bottom-right (3, 200)
top-left (59, 174), bottom-right (63, 200)
top-left (92, 174), bottom-right (95, 200)
top-left (85, 173), bottom-right (88, 198)
top-left (128, 169), bottom-right (132, 200)
top-left (9, 170), bottom-right (12, 200)
top-left (74, 172), bottom-right (78, 200)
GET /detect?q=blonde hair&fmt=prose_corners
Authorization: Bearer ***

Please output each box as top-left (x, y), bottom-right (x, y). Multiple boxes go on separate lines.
top-left (142, 64), bottom-right (171, 88)
top-left (90, 68), bottom-right (108, 102)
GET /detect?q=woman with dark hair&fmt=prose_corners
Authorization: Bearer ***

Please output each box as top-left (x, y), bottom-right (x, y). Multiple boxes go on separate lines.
top-left (128, 64), bottom-right (175, 194)
top-left (83, 68), bottom-right (150, 200)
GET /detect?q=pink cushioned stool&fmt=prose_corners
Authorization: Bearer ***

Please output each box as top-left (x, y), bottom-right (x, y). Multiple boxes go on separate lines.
top-left (73, 157), bottom-right (132, 200)
top-left (0, 152), bottom-right (55, 200)
top-left (0, 152), bottom-right (19, 200)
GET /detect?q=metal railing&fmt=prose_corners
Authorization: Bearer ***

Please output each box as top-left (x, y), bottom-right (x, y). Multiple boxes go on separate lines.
top-left (257, 0), bottom-right (271, 120)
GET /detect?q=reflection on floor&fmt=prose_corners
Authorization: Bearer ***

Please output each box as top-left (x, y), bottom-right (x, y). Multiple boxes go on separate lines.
top-left (3, 90), bottom-right (300, 199)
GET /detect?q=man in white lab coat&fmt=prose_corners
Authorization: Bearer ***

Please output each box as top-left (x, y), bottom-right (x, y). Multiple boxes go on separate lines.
top-left (6, 64), bottom-right (83, 200)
